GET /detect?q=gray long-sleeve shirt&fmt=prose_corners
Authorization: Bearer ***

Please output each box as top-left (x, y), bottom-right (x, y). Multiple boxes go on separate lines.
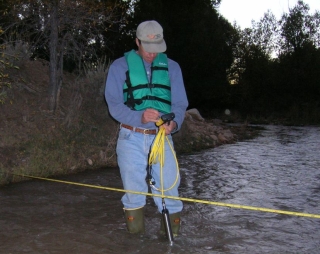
top-left (105, 51), bottom-right (188, 131)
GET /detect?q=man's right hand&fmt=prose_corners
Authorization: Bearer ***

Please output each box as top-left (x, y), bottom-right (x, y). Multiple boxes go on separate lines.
top-left (141, 108), bottom-right (160, 124)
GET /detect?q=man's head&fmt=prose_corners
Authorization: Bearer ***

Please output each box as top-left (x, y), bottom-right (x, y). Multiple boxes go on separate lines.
top-left (136, 20), bottom-right (166, 54)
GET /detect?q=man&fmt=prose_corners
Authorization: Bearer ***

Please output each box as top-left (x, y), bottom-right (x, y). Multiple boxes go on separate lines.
top-left (105, 20), bottom-right (188, 236)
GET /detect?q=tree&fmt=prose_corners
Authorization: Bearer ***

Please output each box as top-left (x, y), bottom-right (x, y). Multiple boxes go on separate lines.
top-left (3, 0), bottom-right (127, 111)
top-left (227, 0), bottom-right (320, 121)
top-left (226, 11), bottom-right (280, 113)
top-left (278, 0), bottom-right (320, 54)
top-left (276, 0), bottom-right (320, 113)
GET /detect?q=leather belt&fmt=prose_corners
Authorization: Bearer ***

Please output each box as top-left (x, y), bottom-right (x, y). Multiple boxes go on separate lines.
top-left (121, 124), bottom-right (157, 135)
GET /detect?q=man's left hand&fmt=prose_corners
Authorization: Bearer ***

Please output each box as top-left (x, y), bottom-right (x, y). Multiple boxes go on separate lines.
top-left (161, 121), bottom-right (177, 135)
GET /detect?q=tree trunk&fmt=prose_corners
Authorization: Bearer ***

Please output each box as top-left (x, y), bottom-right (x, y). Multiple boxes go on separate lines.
top-left (48, 1), bottom-right (59, 112)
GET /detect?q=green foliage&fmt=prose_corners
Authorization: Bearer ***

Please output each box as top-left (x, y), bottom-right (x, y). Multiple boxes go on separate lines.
top-left (1, 0), bottom-right (319, 124)
top-left (226, 0), bottom-right (320, 124)
top-left (279, 0), bottom-right (320, 53)
top-left (2, 0), bottom-right (130, 110)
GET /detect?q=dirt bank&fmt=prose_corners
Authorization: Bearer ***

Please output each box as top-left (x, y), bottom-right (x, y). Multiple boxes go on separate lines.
top-left (0, 60), bottom-right (259, 185)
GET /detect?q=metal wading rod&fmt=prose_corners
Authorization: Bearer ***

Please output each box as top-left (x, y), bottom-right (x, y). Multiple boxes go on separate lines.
top-left (151, 112), bottom-right (177, 244)
top-left (8, 173), bottom-right (320, 219)
top-left (162, 200), bottom-right (174, 245)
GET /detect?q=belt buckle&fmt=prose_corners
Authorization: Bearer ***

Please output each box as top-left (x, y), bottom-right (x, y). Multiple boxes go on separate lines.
top-left (143, 129), bottom-right (149, 135)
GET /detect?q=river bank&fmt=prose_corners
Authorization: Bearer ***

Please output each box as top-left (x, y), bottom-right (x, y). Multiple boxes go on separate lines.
top-left (0, 107), bottom-right (258, 186)
top-left (0, 60), bottom-right (260, 186)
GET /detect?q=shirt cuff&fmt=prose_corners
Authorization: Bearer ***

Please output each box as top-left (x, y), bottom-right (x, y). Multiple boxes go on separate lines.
top-left (171, 121), bottom-right (179, 134)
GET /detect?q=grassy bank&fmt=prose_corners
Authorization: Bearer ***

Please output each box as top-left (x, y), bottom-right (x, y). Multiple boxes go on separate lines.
top-left (0, 58), bottom-right (261, 186)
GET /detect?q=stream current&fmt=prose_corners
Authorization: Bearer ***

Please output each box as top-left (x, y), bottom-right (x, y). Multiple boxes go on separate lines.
top-left (1, 125), bottom-right (320, 253)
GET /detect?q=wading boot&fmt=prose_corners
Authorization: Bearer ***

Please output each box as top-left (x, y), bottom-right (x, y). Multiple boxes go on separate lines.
top-left (124, 207), bottom-right (145, 234)
top-left (160, 212), bottom-right (181, 237)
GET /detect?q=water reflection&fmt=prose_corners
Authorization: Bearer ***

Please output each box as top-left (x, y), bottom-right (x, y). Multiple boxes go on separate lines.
top-left (179, 125), bottom-right (320, 253)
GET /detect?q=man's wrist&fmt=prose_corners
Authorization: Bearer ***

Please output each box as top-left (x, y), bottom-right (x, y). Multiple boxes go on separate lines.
top-left (171, 121), bottom-right (178, 133)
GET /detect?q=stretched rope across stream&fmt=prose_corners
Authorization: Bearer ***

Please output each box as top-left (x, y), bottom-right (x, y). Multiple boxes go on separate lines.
top-left (11, 172), bottom-right (320, 219)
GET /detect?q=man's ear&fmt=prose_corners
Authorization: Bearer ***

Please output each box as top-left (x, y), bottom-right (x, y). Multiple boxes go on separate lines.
top-left (135, 38), bottom-right (140, 47)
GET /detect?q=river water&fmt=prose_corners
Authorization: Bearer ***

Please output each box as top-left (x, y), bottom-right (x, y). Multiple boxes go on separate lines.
top-left (1, 125), bottom-right (320, 254)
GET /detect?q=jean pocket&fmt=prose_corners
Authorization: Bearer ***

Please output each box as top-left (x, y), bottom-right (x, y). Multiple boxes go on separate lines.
top-left (118, 128), bottom-right (132, 140)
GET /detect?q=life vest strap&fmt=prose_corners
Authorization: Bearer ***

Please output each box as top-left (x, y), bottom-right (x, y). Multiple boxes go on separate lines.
top-left (140, 95), bottom-right (171, 106)
top-left (151, 66), bottom-right (168, 71)
top-left (124, 83), bottom-right (171, 93)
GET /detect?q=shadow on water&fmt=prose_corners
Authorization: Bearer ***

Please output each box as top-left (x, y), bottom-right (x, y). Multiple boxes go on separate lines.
top-left (1, 125), bottom-right (320, 253)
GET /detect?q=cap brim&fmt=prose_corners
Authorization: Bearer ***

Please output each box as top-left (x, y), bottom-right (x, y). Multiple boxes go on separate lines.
top-left (141, 39), bottom-right (167, 53)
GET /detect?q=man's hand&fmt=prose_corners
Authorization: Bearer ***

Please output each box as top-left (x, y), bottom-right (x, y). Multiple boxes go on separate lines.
top-left (141, 108), bottom-right (160, 124)
top-left (161, 121), bottom-right (177, 135)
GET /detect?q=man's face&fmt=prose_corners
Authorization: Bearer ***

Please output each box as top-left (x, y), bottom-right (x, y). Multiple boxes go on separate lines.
top-left (136, 38), bottom-right (158, 63)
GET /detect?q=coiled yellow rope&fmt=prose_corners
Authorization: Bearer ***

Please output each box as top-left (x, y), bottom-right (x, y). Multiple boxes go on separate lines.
top-left (148, 126), bottom-right (179, 194)
top-left (148, 126), bottom-right (166, 168)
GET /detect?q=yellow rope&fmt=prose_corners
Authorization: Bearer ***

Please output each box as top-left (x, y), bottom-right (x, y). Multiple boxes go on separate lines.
top-left (11, 173), bottom-right (320, 219)
top-left (6, 120), bottom-right (320, 220)
top-left (148, 126), bottom-right (179, 194)
top-left (148, 126), bottom-right (166, 168)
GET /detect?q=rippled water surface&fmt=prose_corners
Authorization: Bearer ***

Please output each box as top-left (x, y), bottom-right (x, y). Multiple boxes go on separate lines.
top-left (1, 125), bottom-right (320, 253)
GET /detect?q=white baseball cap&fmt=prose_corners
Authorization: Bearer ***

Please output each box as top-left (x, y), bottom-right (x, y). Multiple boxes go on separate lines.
top-left (136, 20), bottom-right (167, 53)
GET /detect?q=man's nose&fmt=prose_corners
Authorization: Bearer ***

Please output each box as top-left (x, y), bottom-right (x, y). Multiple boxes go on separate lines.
top-left (148, 52), bottom-right (157, 57)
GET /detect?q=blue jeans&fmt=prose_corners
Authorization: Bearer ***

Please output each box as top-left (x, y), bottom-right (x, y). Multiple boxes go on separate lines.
top-left (116, 127), bottom-right (183, 214)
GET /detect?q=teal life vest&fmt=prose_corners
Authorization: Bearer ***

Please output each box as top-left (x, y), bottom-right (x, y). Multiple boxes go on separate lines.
top-left (123, 50), bottom-right (171, 114)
